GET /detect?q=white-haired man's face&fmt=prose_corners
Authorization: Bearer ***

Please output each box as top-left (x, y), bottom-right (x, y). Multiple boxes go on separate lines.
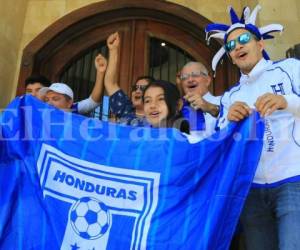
top-left (180, 63), bottom-right (211, 96)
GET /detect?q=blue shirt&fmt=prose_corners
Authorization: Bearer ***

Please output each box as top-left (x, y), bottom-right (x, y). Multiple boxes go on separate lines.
top-left (110, 89), bottom-right (146, 126)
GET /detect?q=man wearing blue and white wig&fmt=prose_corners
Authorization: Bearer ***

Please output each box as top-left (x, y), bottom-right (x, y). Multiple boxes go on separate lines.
top-left (206, 5), bottom-right (300, 250)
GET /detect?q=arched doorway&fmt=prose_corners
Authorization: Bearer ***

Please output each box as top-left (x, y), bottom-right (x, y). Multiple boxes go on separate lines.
top-left (17, 0), bottom-right (238, 101)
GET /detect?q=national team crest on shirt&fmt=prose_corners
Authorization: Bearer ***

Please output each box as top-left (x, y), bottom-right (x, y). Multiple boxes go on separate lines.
top-left (37, 144), bottom-right (160, 250)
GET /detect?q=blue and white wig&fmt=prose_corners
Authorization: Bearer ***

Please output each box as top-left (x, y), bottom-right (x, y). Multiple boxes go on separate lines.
top-left (205, 5), bottom-right (284, 72)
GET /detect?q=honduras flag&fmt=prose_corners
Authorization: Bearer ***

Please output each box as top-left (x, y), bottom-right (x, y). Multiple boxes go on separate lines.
top-left (0, 95), bottom-right (264, 250)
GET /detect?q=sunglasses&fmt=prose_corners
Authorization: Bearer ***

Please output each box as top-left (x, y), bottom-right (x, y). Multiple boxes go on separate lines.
top-left (132, 84), bottom-right (147, 92)
top-left (180, 71), bottom-right (208, 81)
top-left (225, 32), bottom-right (254, 52)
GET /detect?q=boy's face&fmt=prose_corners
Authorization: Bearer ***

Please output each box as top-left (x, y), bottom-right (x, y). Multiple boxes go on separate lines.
top-left (227, 29), bottom-right (264, 74)
top-left (25, 82), bottom-right (45, 100)
top-left (44, 91), bottom-right (73, 111)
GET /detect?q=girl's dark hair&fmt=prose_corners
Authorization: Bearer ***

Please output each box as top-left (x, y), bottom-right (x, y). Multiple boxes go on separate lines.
top-left (131, 76), bottom-right (155, 92)
top-left (134, 76), bottom-right (155, 84)
top-left (142, 80), bottom-right (190, 134)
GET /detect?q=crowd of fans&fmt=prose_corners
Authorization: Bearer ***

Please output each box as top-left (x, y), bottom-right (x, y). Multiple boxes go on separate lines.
top-left (23, 32), bottom-right (220, 142)
top-left (8, 3), bottom-right (300, 248)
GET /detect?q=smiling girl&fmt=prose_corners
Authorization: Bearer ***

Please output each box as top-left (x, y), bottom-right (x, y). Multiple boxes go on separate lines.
top-left (142, 80), bottom-right (189, 133)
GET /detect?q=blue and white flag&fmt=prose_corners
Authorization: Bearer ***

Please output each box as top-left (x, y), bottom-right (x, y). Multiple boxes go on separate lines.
top-left (0, 95), bottom-right (264, 250)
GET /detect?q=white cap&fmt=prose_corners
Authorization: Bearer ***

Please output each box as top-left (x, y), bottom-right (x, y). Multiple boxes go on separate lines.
top-left (39, 83), bottom-right (74, 99)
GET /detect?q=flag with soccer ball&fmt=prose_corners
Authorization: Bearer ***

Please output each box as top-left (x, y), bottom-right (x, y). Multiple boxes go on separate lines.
top-left (0, 96), bottom-right (264, 250)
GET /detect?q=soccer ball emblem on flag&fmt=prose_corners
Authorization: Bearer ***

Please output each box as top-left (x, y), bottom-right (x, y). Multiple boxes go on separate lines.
top-left (70, 197), bottom-right (110, 240)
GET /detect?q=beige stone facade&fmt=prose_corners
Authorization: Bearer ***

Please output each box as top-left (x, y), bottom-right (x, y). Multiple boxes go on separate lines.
top-left (0, 0), bottom-right (299, 108)
top-left (0, 0), bottom-right (28, 109)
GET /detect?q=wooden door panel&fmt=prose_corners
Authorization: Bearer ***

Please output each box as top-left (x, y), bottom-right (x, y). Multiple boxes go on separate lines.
top-left (131, 20), bottom-right (148, 86)
top-left (143, 20), bottom-right (212, 66)
top-left (117, 21), bottom-right (135, 93)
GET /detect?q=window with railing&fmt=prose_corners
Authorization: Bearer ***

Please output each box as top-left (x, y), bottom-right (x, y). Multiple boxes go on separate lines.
top-left (149, 37), bottom-right (194, 83)
top-left (58, 38), bottom-right (194, 119)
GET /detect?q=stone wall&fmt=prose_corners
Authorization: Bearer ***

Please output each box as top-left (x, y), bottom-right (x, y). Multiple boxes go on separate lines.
top-left (0, 0), bottom-right (28, 108)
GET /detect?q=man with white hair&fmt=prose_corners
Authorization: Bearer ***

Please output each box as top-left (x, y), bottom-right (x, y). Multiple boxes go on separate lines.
top-left (179, 61), bottom-right (220, 136)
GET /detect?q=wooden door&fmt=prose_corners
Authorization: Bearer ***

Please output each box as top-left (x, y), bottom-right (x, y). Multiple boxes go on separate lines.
top-left (17, 0), bottom-right (238, 101)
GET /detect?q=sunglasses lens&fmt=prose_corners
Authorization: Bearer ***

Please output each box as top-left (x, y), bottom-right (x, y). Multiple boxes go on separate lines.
top-left (225, 32), bottom-right (252, 52)
top-left (225, 40), bottom-right (235, 52)
top-left (140, 85), bottom-right (147, 91)
top-left (133, 85), bottom-right (147, 92)
top-left (239, 33), bottom-right (251, 45)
